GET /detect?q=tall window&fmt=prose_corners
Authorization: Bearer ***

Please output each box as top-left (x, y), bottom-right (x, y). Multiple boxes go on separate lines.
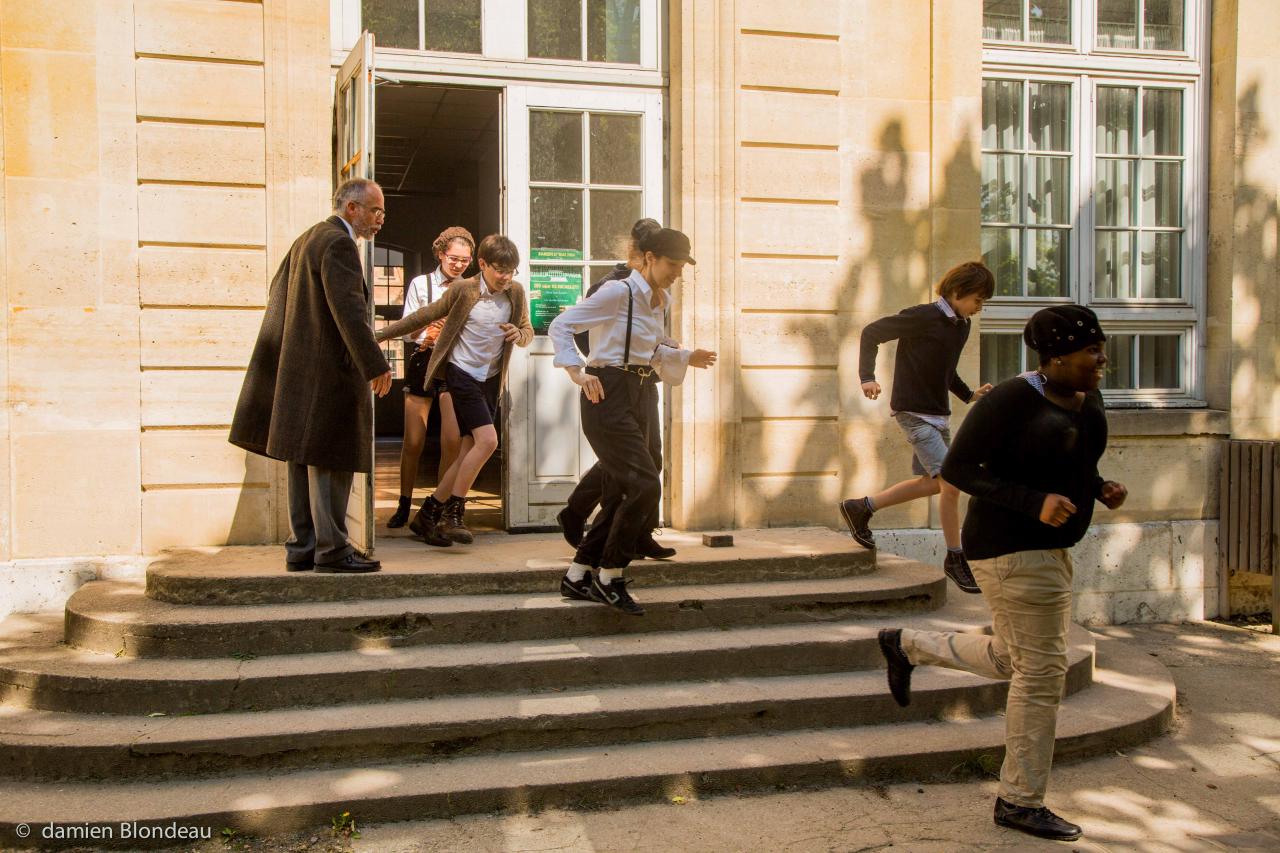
top-left (980, 1), bottom-right (1203, 405)
top-left (361, 0), bottom-right (483, 54)
top-left (371, 246), bottom-right (408, 378)
top-left (528, 0), bottom-right (641, 64)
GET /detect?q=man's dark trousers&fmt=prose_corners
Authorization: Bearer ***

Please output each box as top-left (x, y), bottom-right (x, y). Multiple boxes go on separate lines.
top-left (285, 462), bottom-right (355, 565)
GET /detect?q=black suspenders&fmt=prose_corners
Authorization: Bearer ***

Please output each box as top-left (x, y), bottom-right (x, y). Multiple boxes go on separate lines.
top-left (622, 282), bottom-right (634, 366)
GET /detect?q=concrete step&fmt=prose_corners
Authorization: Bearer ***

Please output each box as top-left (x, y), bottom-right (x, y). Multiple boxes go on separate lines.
top-left (0, 635), bottom-right (1093, 781)
top-left (145, 529), bottom-right (877, 605)
top-left (0, 636), bottom-right (1173, 848)
top-left (64, 555), bottom-right (943, 659)
top-left (2, 595), bottom-right (992, 716)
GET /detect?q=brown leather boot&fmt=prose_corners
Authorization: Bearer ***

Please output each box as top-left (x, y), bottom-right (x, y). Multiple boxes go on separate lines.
top-left (439, 495), bottom-right (473, 545)
top-left (409, 496), bottom-right (452, 547)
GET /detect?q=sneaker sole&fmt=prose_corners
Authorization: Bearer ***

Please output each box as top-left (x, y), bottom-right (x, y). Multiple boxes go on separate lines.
top-left (838, 502), bottom-right (876, 550)
top-left (945, 571), bottom-right (982, 594)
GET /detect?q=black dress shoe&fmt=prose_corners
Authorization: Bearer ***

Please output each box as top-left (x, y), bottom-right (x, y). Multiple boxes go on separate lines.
top-left (315, 552), bottom-right (381, 573)
top-left (878, 628), bottom-right (914, 707)
top-left (557, 506), bottom-right (585, 548)
top-left (285, 560), bottom-right (313, 573)
top-left (637, 533), bottom-right (676, 560)
top-left (994, 798), bottom-right (1082, 841)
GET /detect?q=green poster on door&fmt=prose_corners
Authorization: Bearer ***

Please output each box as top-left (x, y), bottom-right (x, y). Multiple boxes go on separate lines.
top-left (528, 268), bottom-right (583, 334)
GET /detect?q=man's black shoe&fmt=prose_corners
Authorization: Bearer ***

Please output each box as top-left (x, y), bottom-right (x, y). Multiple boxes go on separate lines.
top-left (557, 506), bottom-right (585, 548)
top-left (285, 559), bottom-right (313, 572)
top-left (637, 533), bottom-right (676, 560)
top-left (387, 497), bottom-right (412, 529)
top-left (559, 574), bottom-right (595, 602)
top-left (409, 500), bottom-right (452, 548)
top-left (315, 552), bottom-right (381, 573)
top-left (993, 798), bottom-right (1082, 841)
top-left (839, 498), bottom-right (876, 549)
top-left (943, 551), bottom-right (981, 594)
top-left (590, 575), bottom-right (645, 616)
top-left (878, 628), bottom-right (914, 707)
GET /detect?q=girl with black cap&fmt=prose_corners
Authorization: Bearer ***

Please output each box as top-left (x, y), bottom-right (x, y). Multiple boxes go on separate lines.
top-left (875, 304), bottom-right (1128, 843)
top-left (547, 227), bottom-right (714, 615)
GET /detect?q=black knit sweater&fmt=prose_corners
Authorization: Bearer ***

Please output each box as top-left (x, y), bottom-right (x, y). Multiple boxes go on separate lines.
top-left (858, 303), bottom-right (974, 416)
top-left (941, 377), bottom-right (1109, 560)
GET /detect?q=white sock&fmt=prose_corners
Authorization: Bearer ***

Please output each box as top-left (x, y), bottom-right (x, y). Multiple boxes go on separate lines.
top-left (566, 562), bottom-right (591, 583)
top-left (598, 568), bottom-right (622, 584)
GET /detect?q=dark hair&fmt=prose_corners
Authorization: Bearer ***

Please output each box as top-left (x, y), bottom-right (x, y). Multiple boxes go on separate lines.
top-left (936, 261), bottom-right (995, 301)
top-left (477, 234), bottom-right (520, 269)
top-left (432, 226), bottom-right (475, 258)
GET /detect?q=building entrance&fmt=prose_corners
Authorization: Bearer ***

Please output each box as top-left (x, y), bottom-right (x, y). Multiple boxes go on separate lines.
top-left (369, 83), bottom-right (503, 537)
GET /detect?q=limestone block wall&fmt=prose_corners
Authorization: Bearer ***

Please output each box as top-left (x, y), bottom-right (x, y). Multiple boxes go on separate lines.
top-left (1, 0), bottom-right (330, 566)
top-left (669, 0), bottom-right (983, 532)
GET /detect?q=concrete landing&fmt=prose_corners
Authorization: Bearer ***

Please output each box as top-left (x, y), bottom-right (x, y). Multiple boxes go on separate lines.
top-left (145, 528), bottom-right (878, 605)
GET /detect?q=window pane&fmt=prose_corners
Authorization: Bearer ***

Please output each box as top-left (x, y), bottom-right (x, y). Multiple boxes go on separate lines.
top-left (982, 80), bottom-right (1022, 150)
top-left (982, 153), bottom-right (1022, 223)
top-left (1029, 0), bottom-right (1071, 44)
top-left (1144, 0), bottom-right (1184, 50)
top-left (589, 190), bottom-right (642, 260)
top-left (1095, 230), bottom-right (1135, 298)
top-left (530, 111), bottom-right (582, 183)
top-left (1097, 0), bottom-right (1138, 49)
top-left (982, 227), bottom-right (1021, 296)
top-left (1029, 82), bottom-right (1070, 152)
top-left (980, 333), bottom-right (1024, 387)
top-left (589, 113), bottom-right (642, 185)
top-left (1102, 334), bottom-right (1136, 389)
top-left (983, 0), bottom-right (1023, 41)
top-left (587, 0), bottom-right (640, 63)
top-left (1140, 231), bottom-right (1182, 298)
top-left (425, 0), bottom-right (482, 53)
top-left (1141, 160), bottom-right (1182, 227)
top-left (1096, 159), bottom-right (1135, 226)
top-left (1027, 229), bottom-right (1069, 297)
top-left (1027, 156), bottom-right (1069, 225)
top-left (529, 0), bottom-right (582, 60)
top-left (1142, 89), bottom-right (1183, 155)
top-left (589, 263), bottom-right (621, 285)
top-left (1096, 87), bottom-right (1137, 154)
top-left (531, 188), bottom-right (583, 255)
top-left (362, 0), bottom-right (419, 49)
top-left (1138, 334), bottom-right (1181, 388)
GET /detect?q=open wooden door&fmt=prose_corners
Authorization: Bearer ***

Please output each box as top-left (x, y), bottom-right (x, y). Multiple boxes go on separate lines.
top-left (334, 31), bottom-right (377, 552)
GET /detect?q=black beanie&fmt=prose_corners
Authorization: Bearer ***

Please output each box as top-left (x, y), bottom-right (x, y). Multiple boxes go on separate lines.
top-left (1023, 305), bottom-right (1106, 357)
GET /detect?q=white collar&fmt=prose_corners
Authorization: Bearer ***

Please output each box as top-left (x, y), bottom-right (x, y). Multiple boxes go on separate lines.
top-left (336, 216), bottom-right (356, 241)
top-left (626, 269), bottom-right (668, 309)
top-left (935, 296), bottom-right (957, 319)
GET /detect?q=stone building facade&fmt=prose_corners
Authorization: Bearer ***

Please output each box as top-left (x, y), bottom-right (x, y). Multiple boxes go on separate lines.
top-left (2, 0), bottom-right (1275, 623)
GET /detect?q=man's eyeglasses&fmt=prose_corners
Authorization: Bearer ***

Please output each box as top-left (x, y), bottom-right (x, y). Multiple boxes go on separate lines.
top-left (355, 202), bottom-right (386, 219)
top-left (490, 266), bottom-right (516, 277)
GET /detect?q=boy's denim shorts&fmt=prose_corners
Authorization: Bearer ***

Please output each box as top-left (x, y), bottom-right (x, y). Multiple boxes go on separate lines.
top-left (893, 412), bottom-right (950, 477)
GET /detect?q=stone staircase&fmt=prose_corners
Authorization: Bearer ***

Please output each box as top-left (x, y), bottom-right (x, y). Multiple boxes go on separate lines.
top-left (0, 529), bottom-right (1174, 845)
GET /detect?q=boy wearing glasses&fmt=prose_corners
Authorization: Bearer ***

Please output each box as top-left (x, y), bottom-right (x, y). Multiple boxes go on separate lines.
top-left (376, 235), bottom-right (533, 545)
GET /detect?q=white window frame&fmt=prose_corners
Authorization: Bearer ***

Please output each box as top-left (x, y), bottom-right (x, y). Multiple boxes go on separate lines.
top-left (332, 0), bottom-right (663, 81)
top-left (981, 0), bottom-right (1209, 408)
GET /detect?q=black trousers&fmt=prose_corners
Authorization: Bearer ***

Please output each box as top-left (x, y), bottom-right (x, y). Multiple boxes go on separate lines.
top-left (573, 369), bottom-right (661, 569)
top-left (566, 396), bottom-right (662, 533)
top-left (285, 462), bottom-right (355, 564)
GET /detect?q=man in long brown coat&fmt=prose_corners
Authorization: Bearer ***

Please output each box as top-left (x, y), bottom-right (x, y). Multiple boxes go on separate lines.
top-left (230, 178), bottom-right (393, 574)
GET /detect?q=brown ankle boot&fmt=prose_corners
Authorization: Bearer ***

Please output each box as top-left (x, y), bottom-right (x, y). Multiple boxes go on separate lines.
top-left (439, 496), bottom-right (473, 545)
top-left (409, 497), bottom-right (452, 547)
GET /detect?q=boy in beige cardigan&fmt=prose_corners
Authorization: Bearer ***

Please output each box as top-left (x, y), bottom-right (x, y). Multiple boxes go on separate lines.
top-left (376, 235), bottom-right (533, 545)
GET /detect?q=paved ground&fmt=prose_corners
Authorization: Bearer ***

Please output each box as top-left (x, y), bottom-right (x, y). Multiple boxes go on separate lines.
top-left (170, 620), bottom-right (1279, 853)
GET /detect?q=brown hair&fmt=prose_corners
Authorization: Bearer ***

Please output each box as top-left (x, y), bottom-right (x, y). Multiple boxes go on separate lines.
top-left (477, 234), bottom-right (520, 269)
top-left (936, 261), bottom-right (995, 301)
top-left (432, 226), bottom-right (475, 258)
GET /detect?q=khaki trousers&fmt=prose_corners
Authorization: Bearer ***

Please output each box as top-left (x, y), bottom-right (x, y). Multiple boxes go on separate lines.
top-left (900, 548), bottom-right (1073, 807)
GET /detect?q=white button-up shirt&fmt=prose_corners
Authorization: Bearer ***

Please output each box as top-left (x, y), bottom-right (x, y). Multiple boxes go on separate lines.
top-left (549, 269), bottom-right (669, 369)
top-left (401, 268), bottom-right (448, 344)
top-left (449, 276), bottom-right (513, 381)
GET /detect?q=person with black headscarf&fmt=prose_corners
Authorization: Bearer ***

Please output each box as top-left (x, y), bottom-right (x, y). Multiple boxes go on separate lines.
top-left (875, 305), bottom-right (1128, 843)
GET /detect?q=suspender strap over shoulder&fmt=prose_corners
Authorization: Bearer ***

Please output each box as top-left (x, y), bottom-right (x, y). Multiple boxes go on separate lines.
top-left (623, 282), bottom-right (634, 366)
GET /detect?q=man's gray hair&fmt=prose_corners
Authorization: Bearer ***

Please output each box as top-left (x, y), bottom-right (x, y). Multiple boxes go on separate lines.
top-left (333, 177), bottom-right (378, 211)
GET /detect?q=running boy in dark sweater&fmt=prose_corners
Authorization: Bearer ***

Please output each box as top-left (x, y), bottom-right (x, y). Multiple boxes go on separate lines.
top-left (838, 261), bottom-right (995, 594)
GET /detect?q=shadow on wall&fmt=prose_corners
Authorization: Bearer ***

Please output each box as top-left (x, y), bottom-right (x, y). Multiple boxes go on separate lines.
top-left (689, 118), bottom-right (981, 530)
